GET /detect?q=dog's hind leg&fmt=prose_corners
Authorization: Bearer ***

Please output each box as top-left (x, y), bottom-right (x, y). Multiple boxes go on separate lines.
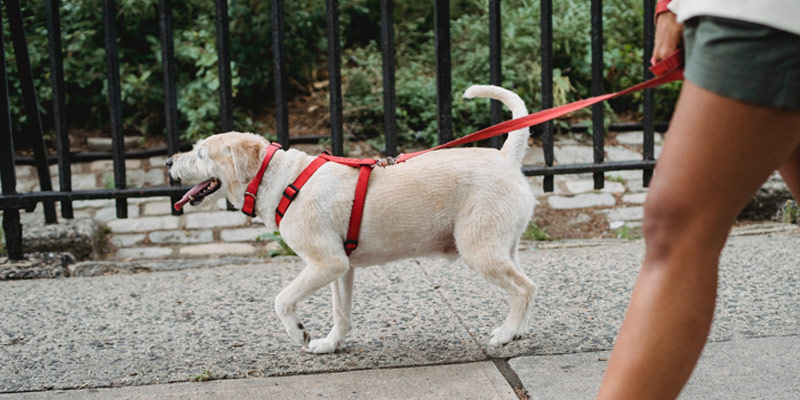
top-left (308, 266), bottom-right (355, 354)
top-left (274, 256), bottom-right (350, 349)
top-left (458, 234), bottom-right (535, 346)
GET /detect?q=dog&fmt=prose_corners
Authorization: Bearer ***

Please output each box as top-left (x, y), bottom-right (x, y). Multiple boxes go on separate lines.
top-left (167, 85), bottom-right (536, 353)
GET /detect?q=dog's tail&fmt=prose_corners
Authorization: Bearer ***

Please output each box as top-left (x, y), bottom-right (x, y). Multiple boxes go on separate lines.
top-left (463, 85), bottom-right (529, 166)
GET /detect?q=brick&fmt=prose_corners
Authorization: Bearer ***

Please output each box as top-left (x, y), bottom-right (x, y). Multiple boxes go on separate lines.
top-left (72, 174), bottom-right (99, 190)
top-left (554, 146), bottom-right (593, 164)
top-left (565, 180), bottom-right (625, 194)
top-left (106, 216), bottom-right (179, 233)
top-left (125, 159), bottom-right (142, 169)
top-left (221, 227), bottom-right (269, 242)
top-left (179, 243), bottom-right (255, 256)
top-left (622, 192), bottom-right (647, 204)
top-left (95, 206), bottom-right (140, 223)
top-left (73, 199), bottom-right (115, 209)
top-left (144, 168), bottom-right (166, 186)
top-left (90, 160), bottom-right (114, 172)
top-left (602, 206), bottom-right (644, 221)
top-left (143, 200), bottom-right (174, 216)
top-left (110, 234), bottom-right (146, 247)
top-left (547, 193), bottom-right (616, 209)
top-left (149, 230), bottom-right (213, 244)
top-left (184, 211), bottom-right (249, 229)
top-left (149, 156), bottom-right (167, 168)
top-left (114, 247), bottom-right (173, 259)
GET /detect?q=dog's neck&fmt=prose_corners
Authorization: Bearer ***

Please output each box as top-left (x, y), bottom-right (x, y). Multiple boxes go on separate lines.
top-left (228, 147), bottom-right (314, 231)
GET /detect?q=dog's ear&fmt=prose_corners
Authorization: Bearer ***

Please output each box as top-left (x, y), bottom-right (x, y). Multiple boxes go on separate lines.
top-left (224, 139), bottom-right (261, 183)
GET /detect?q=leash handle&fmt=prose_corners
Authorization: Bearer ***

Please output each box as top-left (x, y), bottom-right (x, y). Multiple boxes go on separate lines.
top-left (650, 48), bottom-right (684, 77)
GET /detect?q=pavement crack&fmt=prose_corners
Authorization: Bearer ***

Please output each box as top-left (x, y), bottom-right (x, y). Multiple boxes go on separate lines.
top-left (492, 358), bottom-right (530, 400)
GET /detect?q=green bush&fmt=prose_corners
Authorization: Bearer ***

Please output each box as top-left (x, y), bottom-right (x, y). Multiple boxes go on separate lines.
top-left (3, 0), bottom-right (679, 149)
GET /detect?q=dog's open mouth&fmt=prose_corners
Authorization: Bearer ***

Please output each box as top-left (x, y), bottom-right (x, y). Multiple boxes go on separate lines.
top-left (174, 178), bottom-right (221, 211)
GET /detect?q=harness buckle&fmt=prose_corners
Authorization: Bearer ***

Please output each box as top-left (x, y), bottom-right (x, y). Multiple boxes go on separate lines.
top-left (283, 184), bottom-right (299, 201)
top-left (344, 240), bottom-right (358, 252)
top-left (244, 191), bottom-right (257, 201)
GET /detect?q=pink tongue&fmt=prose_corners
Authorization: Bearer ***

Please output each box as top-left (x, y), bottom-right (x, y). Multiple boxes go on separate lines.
top-left (173, 180), bottom-right (213, 211)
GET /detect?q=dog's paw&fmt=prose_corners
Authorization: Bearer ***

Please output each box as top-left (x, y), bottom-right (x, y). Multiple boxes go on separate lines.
top-left (488, 327), bottom-right (518, 346)
top-left (307, 337), bottom-right (339, 354)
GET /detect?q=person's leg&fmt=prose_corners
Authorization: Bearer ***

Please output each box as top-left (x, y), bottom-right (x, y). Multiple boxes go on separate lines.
top-left (778, 144), bottom-right (800, 200)
top-left (597, 81), bottom-right (800, 399)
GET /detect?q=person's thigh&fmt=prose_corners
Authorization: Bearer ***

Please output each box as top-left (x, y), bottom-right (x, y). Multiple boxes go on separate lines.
top-left (647, 81), bottom-right (800, 249)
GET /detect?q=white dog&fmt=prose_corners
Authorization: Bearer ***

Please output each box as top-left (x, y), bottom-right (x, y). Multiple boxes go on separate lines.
top-left (168, 85), bottom-right (536, 353)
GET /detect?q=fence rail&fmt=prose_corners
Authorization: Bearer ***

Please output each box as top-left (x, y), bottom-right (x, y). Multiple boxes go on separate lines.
top-left (1, 0), bottom-right (660, 260)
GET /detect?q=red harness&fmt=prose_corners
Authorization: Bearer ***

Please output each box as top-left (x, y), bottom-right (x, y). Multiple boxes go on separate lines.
top-left (241, 144), bottom-right (378, 256)
top-left (240, 50), bottom-right (684, 257)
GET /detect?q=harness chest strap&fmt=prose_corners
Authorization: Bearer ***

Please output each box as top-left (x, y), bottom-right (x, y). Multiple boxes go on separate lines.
top-left (243, 148), bottom-right (377, 256)
top-left (242, 142), bottom-right (282, 217)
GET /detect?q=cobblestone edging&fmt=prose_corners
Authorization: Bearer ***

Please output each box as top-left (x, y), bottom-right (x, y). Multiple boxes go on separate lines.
top-left (3, 132), bottom-right (793, 262)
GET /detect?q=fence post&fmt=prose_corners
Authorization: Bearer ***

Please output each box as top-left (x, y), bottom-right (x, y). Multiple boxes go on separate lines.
top-left (488, 0), bottom-right (503, 149)
top-left (326, 0), bottom-right (344, 156)
top-left (642, 0), bottom-right (655, 187)
top-left (5, 0), bottom-right (58, 224)
top-left (434, 0), bottom-right (452, 145)
top-left (102, 0), bottom-right (128, 218)
top-left (380, 0), bottom-right (397, 157)
top-left (46, 0), bottom-right (74, 219)
top-left (158, 0), bottom-right (183, 215)
top-left (1, 10), bottom-right (22, 260)
top-left (591, 0), bottom-right (605, 190)
top-left (540, 0), bottom-right (554, 192)
top-left (271, 0), bottom-right (290, 149)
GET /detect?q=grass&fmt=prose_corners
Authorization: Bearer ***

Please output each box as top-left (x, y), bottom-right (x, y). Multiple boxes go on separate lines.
top-left (614, 223), bottom-right (641, 240)
top-left (256, 231), bottom-right (297, 257)
top-left (524, 221), bottom-right (550, 241)
top-left (607, 175), bottom-right (627, 184)
top-left (782, 200), bottom-right (799, 224)
top-left (188, 369), bottom-right (212, 382)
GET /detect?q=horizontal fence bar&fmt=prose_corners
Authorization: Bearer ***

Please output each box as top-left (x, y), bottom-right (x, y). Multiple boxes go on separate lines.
top-left (523, 160), bottom-right (656, 176)
top-left (0, 187), bottom-right (193, 209)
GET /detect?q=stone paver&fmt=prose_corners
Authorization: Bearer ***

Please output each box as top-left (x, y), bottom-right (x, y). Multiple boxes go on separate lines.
top-left (143, 200), bottom-right (173, 216)
top-left (114, 247), bottom-right (174, 259)
top-left (622, 192), bottom-right (647, 204)
top-left (0, 362), bottom-right (517, 400)
top-left (179, 243), bottom-right (256, 256)
top-left (602, 206), bottom-right (644, 221)
top-left (110, 234), bottom-right (146, 247)
top-left (221, 227), bottom-right (269, 242)
top-left (106, 216), bottom-right (180, 233)
top-left (564, 180), bottom-right (625, 194)
top-left (548, 193), bottom-right (616, 209)
top-left (510, 336), bottom-right (800, 400)
top-left (94, 206), bottom-right (140, 223)
top-left (184, 211), bottom-right (250, 229)
top-left (150, 230), bottom-right (214, 244)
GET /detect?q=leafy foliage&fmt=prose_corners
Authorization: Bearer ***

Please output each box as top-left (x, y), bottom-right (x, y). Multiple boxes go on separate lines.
top-left (3, 0), bottom-right (679, 149)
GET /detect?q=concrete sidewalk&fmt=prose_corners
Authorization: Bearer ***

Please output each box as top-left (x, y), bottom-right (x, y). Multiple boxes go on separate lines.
top-left (1, 229), bottom-right (799, 399)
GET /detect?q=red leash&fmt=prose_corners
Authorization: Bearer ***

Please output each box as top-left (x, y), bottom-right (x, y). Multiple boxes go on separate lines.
top-left (396, 52), bottom-right (683, 162)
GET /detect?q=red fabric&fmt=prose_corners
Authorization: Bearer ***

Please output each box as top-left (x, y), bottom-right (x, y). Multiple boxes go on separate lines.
top-left (241, 142), bottom-right (281, 217)
top-left (275, 155), bottom-right (329, 226)
top-left (655, 0), bottom-right (672, 21)
top-left (274, 153), bottom-right (378, 256)
top-left (649, 49), bottom-right (684, 77)
top-left (345, 165), bottom-right (373, 255)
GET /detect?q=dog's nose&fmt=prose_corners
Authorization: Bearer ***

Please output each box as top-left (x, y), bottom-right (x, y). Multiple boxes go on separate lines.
top-left (166, 158), bottom-right (173, 168)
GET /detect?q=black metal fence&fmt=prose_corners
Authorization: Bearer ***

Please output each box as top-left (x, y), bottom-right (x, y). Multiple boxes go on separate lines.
top-left (1, 0), bottom-right (659, 260)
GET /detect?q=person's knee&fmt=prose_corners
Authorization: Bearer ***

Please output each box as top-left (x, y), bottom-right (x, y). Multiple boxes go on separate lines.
top-left (642, 192), bottom-right (695, 262)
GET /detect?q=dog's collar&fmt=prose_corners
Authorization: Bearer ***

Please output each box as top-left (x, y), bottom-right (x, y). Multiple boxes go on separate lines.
top-left (241, 142), bottom-right (282, 217)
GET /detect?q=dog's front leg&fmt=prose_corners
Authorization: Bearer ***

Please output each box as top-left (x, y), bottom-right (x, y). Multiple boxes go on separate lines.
top-left (274, 256), bottom-right (350, 349)
top-left (308, 266), bottom-right (355, 354)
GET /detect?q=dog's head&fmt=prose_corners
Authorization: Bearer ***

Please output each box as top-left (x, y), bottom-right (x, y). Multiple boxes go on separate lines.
top-left (168, 132), bottom-right (268, 211)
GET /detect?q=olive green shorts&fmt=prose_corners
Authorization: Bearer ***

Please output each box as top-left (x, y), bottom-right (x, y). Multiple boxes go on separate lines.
top-left (683, 16), bottom-right (800, 110)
